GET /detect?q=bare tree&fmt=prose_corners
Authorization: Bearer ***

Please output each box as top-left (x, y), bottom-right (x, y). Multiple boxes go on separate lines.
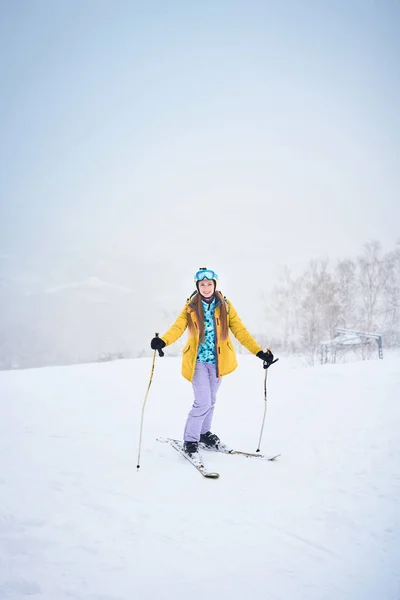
top-left (357, 241), bottom-right (390, 332)
top-left (335, 258), bottom-right (357, 329)
top-left (298, 259), bottom-right (339, 364)
top-left (381, 241), bottom-right (400, 346)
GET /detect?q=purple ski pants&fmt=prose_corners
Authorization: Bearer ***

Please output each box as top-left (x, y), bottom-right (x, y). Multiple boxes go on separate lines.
top-left (184, 362), bottom-right (222, 442)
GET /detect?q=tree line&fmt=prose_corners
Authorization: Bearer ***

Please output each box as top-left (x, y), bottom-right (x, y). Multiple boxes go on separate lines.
top-left (262, 240), bottom-right (400, 364)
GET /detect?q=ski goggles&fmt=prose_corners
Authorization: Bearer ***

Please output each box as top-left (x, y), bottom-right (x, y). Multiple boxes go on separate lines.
top-left (194, 268), bottom-right (219, 282)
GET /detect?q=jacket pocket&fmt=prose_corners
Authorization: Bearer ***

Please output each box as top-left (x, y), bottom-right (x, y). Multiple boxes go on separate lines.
top-left (227, 341), bottom-right (234, 351)
top-left (182, 344), bottom-right (191, 354)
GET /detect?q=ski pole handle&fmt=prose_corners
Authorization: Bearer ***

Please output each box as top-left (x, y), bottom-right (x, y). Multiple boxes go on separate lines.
top-left (263, 357), bottom-right (279, 369)
top-left (155, 332), bottom-right (164, 357)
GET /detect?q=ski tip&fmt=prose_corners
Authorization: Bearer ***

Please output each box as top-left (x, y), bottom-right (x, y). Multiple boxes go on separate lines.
top-left (267, 453), bottom-right (282, 461)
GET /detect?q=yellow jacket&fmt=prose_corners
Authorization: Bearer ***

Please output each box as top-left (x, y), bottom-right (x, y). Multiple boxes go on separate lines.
top-left (161, 293), bottom-right (262, 382)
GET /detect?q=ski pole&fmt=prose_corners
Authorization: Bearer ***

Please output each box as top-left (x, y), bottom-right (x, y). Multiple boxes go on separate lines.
top-left (136, 333), bottom-right (164, 470)
top-left (256, 355), bottom-right (279, 453)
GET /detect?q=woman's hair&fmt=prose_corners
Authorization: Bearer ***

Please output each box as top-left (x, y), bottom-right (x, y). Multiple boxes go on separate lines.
top-left (187, 291), bottom-right (229, 343)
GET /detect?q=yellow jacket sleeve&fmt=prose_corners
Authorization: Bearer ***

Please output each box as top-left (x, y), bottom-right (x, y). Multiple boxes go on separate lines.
top-left (161, 304), bottom-right (189, 346)
top-left (228, 301), bottom-right (263, 355)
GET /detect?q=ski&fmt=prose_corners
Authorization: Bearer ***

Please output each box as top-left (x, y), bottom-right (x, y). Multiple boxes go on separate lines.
top-left (157, 437), bottom-right (220, 479)
top-left (199, 442), bottom-right (281, 461)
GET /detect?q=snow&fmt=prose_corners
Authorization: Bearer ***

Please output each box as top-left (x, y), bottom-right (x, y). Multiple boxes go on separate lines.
top-left (0, 355), bottom-right (399, 600)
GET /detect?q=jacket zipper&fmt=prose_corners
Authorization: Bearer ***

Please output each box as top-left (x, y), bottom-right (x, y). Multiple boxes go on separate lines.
top-left (213, 309), bottom-right (220, 379)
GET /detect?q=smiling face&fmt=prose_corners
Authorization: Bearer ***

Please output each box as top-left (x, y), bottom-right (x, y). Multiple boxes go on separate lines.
top-left (198, 278), bottom-right (215, 298)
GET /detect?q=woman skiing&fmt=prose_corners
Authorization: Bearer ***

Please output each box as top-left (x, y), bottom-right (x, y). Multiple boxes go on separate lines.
top-left (150, 268), bottom-right (274, 458)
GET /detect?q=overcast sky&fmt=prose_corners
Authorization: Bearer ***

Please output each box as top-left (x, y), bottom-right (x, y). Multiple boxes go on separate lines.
top-left (1, 0), bottom-right (399, 309)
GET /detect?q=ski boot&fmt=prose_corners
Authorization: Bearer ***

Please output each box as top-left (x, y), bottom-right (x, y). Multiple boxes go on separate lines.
top-left (183, 441), bottom-right (199, 457)
top-left (199, 431), bottom-right (221, 449)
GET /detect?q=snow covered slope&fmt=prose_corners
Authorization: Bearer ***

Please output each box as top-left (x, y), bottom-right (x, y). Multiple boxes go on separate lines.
top-left (0, 355), bottom-right (399, 600)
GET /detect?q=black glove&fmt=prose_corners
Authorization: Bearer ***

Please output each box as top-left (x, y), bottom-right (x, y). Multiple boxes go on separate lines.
top-left (256, 349), bottom-right (275, 367)
top-left (150, 337), bottom-right (166, 351)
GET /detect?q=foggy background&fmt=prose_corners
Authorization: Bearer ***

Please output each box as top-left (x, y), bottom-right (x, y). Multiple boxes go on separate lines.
top-left (1, 0), bottom-right (399, 369)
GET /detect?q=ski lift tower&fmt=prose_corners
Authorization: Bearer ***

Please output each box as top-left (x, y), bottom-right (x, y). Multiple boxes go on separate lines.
top-left (320, 328), bottom-right (383, 364)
